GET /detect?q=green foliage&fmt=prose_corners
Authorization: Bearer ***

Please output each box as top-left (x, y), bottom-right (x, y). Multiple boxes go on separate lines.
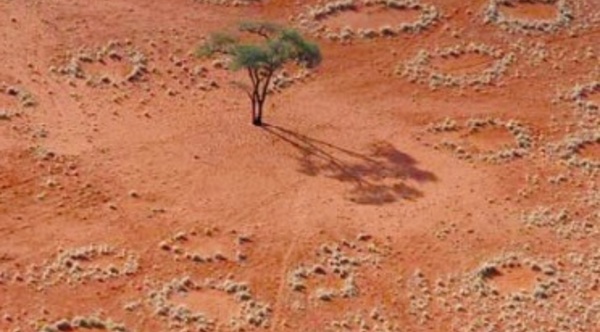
top-left (238, 20), bottom-right (282, 38)
top-left (231, 44), bottom-right (271, 70)
top-left (196, 21), bottom-right (322, 125)
top-left (198, 23), bottom-right (321, 72)
top-left (230, 30), bottom-right (321, 71)
top-left (196, 32), bottom-right (238, 58)
top-left (279, 29), bottom-right (322, 68)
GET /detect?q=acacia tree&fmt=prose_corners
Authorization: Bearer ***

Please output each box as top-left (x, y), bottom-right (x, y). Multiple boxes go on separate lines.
top-left (198, 21), bottom-right (322, 126)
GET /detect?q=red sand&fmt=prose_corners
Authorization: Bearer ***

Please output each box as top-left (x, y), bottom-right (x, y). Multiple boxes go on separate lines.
top-left (1, 0), bottom-right (600, 331)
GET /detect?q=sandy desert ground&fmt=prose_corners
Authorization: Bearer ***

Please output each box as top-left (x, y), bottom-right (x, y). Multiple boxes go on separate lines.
top-left (1, 0), bottom-right (600, 331)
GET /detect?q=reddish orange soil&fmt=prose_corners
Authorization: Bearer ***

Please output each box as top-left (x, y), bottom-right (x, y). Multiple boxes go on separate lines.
top-left (499, 1), bottom-right (562, 21)
top-left (429, 53), bottom-right (499, 76)
top-left (325, 6), bottom-right (422, 30)
top-left (1, 0), bottom-right (600, 331)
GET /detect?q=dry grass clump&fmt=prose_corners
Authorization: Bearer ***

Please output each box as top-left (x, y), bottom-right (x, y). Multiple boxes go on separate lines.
top-left (0, 108), bottom-right (14, 121)
top-left (51, 40), bottom-right (148, 87)
top-left (522, 205), bottom-right (599, 239)
top-left (162, 54), bottom-right (220, 93)
top-left (31, 245), bottom-right (139, 288)
top-left (193, 0), bottom-right (261, 6)
top-left (147, 276), bottom-right (271, 331)
top-left (293, 0), bottom-right (440, 42)
top-left (397, 43), bottom-right (515, 89)
top-left (327, 307), bottom-right (400, 332)
top-left (158, 228), bottom-right (251, 264)
top-left (426, 117), bottom-right (459, 133)
top-left (406, 270), bottom-right (432, 325)
top-left (38, 315), bottom-right (128, 332)
top-left (550, 79), bottom-right (600, 130)
top-left (569, 81), bottom-right (600, 115)
top-left (287, 237), bottom-right (387, 302)
top-left (483, 0), bottom-right (573, 34)
top-left (0, 83), bottom-right (37, 108)
top-left (406, 250), bottom-right (600, 331)
top-left (549, 130), bottom-right (600, 173)
top-left (270, 68), bottom-right (314, 93)
top-left (427, 117), bottom-right (533, 164)
top-left (521, 180), bottom-right (600, 240)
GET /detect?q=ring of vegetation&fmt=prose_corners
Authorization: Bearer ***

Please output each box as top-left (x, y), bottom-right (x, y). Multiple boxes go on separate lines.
top-left (407, 250), bottom-right (600, 331)
top-left (294, 0), bottom-right (440, 42)
top-left (553, 130), bottom-right (600, 173)
top-left (158, 229), bottom-right (250, 264)
top-left (38, 315), bottom-right (129, 332)
top-left (36, 244), bottom-right (139, 287)
top-left (570, 81), bottom-right (600, 115)
top-left (483, 0), bottom-right (574, 34)
top-left (287, 238), bottom-right (386, 302)
top-left (427, 117), bottom-right (533, 164)
top-left (0, 83), bottom-right (36, 114)
top-left (522, 205), bottom-right (598, 239)
top-left (148, 277), bottom-right (271, 331)
top-left (51, 41), bottom-right (148, 87)
top-left (397, 43), bottom-right (515, 88)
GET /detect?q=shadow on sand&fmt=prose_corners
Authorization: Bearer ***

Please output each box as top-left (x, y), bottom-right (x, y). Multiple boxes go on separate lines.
top-left (262, 124), bottom-right (437, 205)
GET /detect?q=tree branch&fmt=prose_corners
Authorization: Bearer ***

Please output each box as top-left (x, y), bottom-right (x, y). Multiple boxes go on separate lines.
top-left (259, 68), bottom-right (274, 104)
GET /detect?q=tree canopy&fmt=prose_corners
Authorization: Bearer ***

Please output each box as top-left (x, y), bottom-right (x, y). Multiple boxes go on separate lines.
top-left (198, 21), bottom-right (322, 126)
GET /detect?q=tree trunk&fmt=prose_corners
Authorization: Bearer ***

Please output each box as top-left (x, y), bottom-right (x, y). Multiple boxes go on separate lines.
top-left (252, 95), bottom-right (262, 126)
top-left (252, 99), bottom-right (262, 126)
top-left (251, 96), bottom-right (257, 125)
top-left (252, 69), bottom-right (273, 127)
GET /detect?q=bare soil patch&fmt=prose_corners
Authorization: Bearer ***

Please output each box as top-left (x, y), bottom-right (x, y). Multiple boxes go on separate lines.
top-left (499, 1), bottom-right (560, 21)
top-left (1, 0), bottom-right (599, 331)
top-left (324, 6), bottom-right (421, 30)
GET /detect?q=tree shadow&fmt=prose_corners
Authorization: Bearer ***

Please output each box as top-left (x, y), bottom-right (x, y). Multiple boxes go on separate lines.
top-left (262, 124), bottom-right (437, 205)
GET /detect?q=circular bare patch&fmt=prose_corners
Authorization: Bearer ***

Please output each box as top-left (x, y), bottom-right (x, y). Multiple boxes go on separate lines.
top-left (51, 41), bottom-right (148, 87)
top-left (426, 117), bottom-right (533, 163)
top-left (483, 0), bottom-right (573, 34)
top-left (553, 130), bottom-right (600, 172)
top-left (35, 244), bottom-right (139, 287)
top-left (397, 43), bottom-right (515, 88)
top-left (158, 227), bottom-right (251, 264)
top-left (148, 277), bottom-right (271, 331)
top-left (287, 236), bottom-right (387, 302)
top-left (294, 0), bottom-right (440, 42)
top-left (409, 250), bottom-right (600, 331)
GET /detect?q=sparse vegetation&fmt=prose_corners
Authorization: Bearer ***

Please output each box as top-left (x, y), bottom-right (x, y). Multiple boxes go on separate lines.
top-left (549, 130), bottom-right (600, 173)
top-left (483, 0), bottom-right (574, 34)
top-left (38, 315), bottom-right (128, 332)
top-left (51, 40), bottom-right (148, 87)
top-left (158, 227), bottom-right (251, 264)
top-left (147, 276), bottom-right (271, 331)
top-left (0, 83), bottom-right (37, 108)
top-left (397, 42), bottom-right (516, 89)
top-left (3, 1), bottom-right (600, 332)
top-left (287, 236), bottom-right (388, 303)
top-left (293, 0), bottom-right (440, 42)
top-left (31, 245), bottom-right (139, 288)
top-left (425, 117), bottom-right (534, 163)
top-left (405, 250), bottom-right (600, 331)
